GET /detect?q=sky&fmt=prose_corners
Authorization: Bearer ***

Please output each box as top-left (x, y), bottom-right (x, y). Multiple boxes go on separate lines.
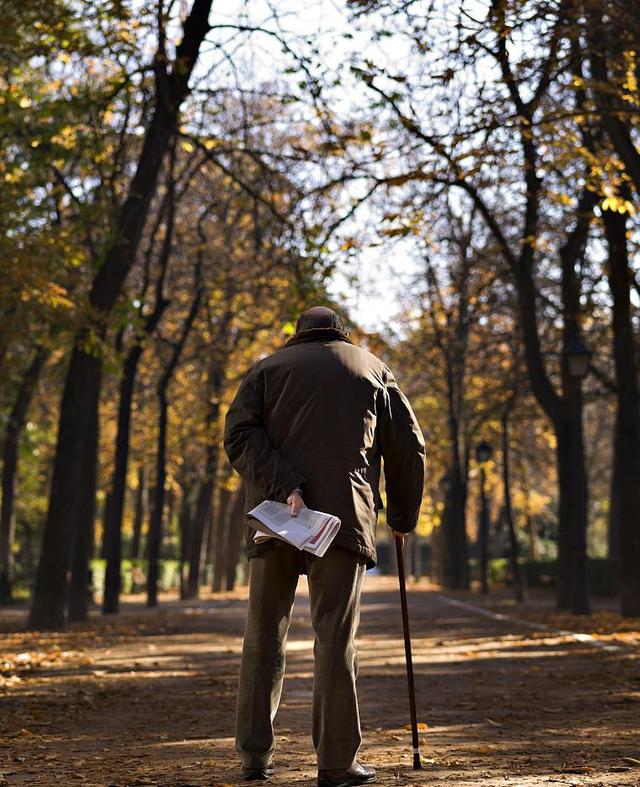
top-left (203, 0), bottom-right (426, 332)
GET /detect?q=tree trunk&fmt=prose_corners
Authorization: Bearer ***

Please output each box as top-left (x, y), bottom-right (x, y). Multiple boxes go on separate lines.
top-left (555, 409), bottom-right (590, 614)
top-left (166, 488), bottom-right (175, 541)
top-left (102, 350), bottom-right (141, 613)
top-left (185, 331), bottom-right (230, 597)
top-left (0, 348), bottom-right (47, 604)
top-left (432, 518), bottom-right (445, 585)
top-left (608, 426), bottom-right (620, 563)
top-left (553, 196), bottom-right (593, 615)
top-left (526, 512), bottom-right (537, 561)
top-left (502, 408), bottom-right (525, 602)
top-left (186, 452), bottom-right (218, 598)
top-left (178, 484), bottom-right (193, 599)
top-left (587, 9), bottom-right (640, 200)
top-left (201, 494), bottom-right (215, 585)
top-left (212, 486), bottom-right (232, 592)
top-left (131, 464), bottom-right (146, 560)
top-left (443, 468), bottom-right (469, 590)
top-left (507, 264), bottom-right (590, 615)
top-left (478, 466), bottom-right (489, 594)
top-left (28, 348), bottom-right (102, 629)
top-left (102, 267), bottom-right (169, 614)
top-left (27, 0), bottom-right (213, 631)
top-left (186, 479), bottom-right (214, 597)
top-left (602, 203), bottom-right (640, 617)
top-left (412, 529), bottom-right (422, 581)
top-left (147, 390), bottom-right (168, 608)
top-left (225, 489), bottom-right (245, 591)
top-left (68, 461), bottom-right (98, 621)
top-left (99, 492), bottom-right (112, 559)
top-left (146, 259), bottom-right (202, 607)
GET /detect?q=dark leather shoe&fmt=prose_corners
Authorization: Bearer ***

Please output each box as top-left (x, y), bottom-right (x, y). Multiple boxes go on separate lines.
top-left (317, 761), bottom-right (376, 787)
top-left (242, 763), bottom-right (274, 781)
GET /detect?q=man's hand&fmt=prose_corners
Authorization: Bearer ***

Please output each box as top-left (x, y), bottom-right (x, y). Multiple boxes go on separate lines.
top-left (287, 488), bottom-right (305, 517)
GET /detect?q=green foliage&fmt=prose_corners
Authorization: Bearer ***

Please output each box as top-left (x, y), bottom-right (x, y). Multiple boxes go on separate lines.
top-left (90, 559), bottom-right (182, 595)
top-left (482, 557), bottom-right (619, 597)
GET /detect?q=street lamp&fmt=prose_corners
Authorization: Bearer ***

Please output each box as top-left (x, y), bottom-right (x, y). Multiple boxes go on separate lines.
top-left (440, 472), bottom-right (452, 494)
top-left (476, 441), bottom-right (492, 464)
top-left (476, 441), bottom-right (492, 595)
top-left (564, 333), bottom-right (592, 380)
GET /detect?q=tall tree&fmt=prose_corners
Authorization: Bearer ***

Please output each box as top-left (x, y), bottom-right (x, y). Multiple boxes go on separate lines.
top-left (601, 202), bottom-right (640, 617)
top-left (350, 0), bottom-right (598, 611)
top-left (0, 348), bottom-right (47, 603)
top-left (28, 0), bottom-right (213, 629)
top-left (101, 161), bottom-right (178, 615)
top-left (147, 256), bottom-right (203, 607)
top-left (583, 0), bottom-right (640, 617)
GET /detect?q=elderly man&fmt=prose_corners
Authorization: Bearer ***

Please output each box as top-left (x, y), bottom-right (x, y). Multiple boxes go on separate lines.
top-left (223, 307), bottom-right (425, 787)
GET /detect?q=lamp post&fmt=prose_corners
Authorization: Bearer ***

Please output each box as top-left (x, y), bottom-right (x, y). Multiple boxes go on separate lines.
top-left (436, 473), bottom-right (452, 585)
top-left (476, 441), bottom-right (492, 594)
top-left (564, 333), bottom-right (592, 380)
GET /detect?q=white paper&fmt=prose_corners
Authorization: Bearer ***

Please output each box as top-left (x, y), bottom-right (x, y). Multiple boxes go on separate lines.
top-left (247, 500), bottom-right (341, 558)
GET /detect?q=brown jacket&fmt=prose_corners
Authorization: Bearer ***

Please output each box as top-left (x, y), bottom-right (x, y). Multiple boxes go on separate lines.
top-left (223, 327), bottom-right (425, 567)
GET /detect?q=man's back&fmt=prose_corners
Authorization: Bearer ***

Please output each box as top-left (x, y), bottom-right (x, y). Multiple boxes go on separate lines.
top-left (224, 326), bottom-right (425, 567)
top-left (225, 310), bottom-right (425, 784)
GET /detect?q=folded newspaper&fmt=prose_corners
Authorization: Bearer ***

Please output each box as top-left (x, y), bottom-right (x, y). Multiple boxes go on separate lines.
top-left (247, 500), bottom-right (341, 558)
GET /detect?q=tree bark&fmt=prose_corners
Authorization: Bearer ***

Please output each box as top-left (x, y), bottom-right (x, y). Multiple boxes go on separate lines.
top-left (442, 464), bottom-right (469, 590)
top-left (185, 450), bottom-right (218, 598)
top-left (366, 4), bottom-right (594, 613)
top-left (147, 264), bottom-right (202, 607)
top-left (0, 348), bottom-right (47, 604)
top-left (131, 464), bottom-right (146, 560)
top-left (102, 352), bottom-right (142, 613)
top-left (608, 427), bottom-right (620, 563)
top-left (412, 529), bottom-right (422, 581)
top-left (147, 390), bottom-right (169, 608)
top-left (460, 31), bottom-right (595, 613)
top-left (602, 203), bottom-right (640, 617)
top-left (29, 347), bottom-right (103, 629)
top-left (586, 7), bottom-right (640, 199)
top-left (478, 466), bottom-right (489, 594)
top-left (103, 282), bottom-right (170, 613)
top-left (178, 482), bottom-right (193, 599)
top-left (225, 489), bottom-right (245, 591)
top-left (554, 408), bottom-right (590, 613)
top-left (212, 486), bottom-right (232, 592)
top-left (184, 288), bottom-right (234, 597)
top-left (502, 407), bottom-right (525, 602)
top-left (27, 0), bottom-right (213, 630)
top-left (68, 460), bottom-right (98, 621)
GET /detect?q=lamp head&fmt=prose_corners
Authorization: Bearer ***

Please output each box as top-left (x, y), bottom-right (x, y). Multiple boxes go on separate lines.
top-left (476, 441), bottom-right (492, 464)
top-left (565, 333), bottom-right (591, 380)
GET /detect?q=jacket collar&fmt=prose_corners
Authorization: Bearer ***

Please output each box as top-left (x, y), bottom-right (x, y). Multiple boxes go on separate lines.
top-left (284, 327), bottom-right (353, 348)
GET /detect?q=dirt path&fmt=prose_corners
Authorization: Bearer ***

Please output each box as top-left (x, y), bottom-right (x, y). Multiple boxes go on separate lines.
top-left (1, 576), bottom-right (639, 787)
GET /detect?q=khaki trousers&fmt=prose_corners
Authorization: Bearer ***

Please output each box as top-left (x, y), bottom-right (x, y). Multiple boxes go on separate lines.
top-left (235, 543), bottom-right (366, 770)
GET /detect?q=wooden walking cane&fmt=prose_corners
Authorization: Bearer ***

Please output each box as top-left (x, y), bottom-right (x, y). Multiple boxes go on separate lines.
top-left (394, 535), bottom-right (422, 770)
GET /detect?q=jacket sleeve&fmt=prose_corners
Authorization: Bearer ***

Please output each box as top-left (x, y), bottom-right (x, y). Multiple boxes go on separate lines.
top-left (223, 365), bottom-right (306, 502)
top-left (378, 367), bottom-right (426, 533)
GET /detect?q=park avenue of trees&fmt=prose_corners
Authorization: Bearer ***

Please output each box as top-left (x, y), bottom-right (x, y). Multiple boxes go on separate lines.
top-left (0, 0), bottom-right (639, 629)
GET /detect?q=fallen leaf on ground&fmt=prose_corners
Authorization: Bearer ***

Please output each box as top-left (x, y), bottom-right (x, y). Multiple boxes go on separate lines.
top-left (404, 722), bottom-right (428, 731)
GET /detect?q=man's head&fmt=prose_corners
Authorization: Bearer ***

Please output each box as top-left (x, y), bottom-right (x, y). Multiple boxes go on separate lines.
top-left (295, 306), bottom-right (347, 334)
